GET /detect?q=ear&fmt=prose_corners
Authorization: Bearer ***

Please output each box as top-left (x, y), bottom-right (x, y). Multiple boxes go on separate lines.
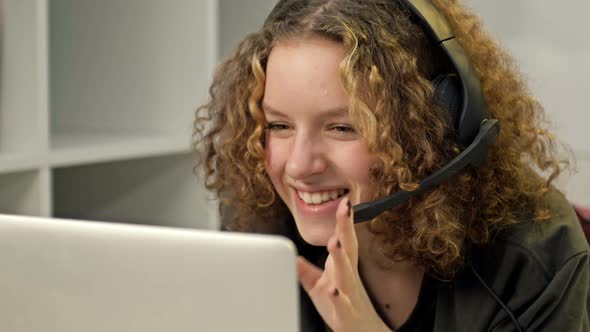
top-left (432, 73), bottom-right (461, 131)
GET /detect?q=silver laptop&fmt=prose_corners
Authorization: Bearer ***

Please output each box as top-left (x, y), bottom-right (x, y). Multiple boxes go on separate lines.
top-left (0, 214), bottom-right (299, 332)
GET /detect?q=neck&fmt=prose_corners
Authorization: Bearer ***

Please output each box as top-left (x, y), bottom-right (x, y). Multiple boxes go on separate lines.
top-left (354, 223), bottom-right (424, 329)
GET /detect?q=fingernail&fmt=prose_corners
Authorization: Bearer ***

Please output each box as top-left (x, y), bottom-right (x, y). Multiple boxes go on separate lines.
top-left (336, 240), bottom-right (341, 248)
top-left (333, 288), bottom-right (339, 296)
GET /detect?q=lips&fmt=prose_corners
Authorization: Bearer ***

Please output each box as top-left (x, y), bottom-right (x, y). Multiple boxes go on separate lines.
top-left (292, 187), bottom-right (348, 219)
top-left (296, 189), bottom-right (349, 205)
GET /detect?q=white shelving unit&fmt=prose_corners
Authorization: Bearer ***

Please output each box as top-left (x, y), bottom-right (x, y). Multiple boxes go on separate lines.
top-left (1, 0), bottom-right (278, 228)
top-left (0, 0), bottom-right (264, 229)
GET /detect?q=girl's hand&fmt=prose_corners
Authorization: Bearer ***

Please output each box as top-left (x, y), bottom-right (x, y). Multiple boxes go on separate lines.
top-left (296, 197), bottom-right (392, 332)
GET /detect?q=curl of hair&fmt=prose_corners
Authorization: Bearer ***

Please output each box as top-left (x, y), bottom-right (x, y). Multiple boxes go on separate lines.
top-left (193, 0), bottom-right (573, 276)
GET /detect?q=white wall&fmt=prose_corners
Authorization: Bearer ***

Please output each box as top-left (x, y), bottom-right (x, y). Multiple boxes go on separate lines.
top-left (468, 0), bottom-right (590, 204)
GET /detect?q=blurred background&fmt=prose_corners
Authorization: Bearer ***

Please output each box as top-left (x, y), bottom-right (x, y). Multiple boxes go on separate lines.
top-left (0, 0), bottom-right (588, 231)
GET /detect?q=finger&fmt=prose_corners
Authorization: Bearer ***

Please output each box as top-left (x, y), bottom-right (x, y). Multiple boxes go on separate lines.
top-left (335, 197), bottom-right (358, 267)
top-left (327, 285), bottom-right (352, 326)
top-left (326, 235), bottom-right (355, 292)
top-left (296, 255), bottom-right (323, 294)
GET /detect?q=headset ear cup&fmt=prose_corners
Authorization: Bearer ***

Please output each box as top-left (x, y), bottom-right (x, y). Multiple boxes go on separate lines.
top-left (432, 74), bottom-right (462, 132)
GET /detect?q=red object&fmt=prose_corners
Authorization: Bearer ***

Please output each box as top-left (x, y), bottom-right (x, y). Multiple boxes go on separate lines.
top-left (573, 204), bottom-right (590, 245)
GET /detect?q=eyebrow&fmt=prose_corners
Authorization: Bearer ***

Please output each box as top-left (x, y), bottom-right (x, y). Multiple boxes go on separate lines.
top-left (262, 102), bottom-right (349, 118)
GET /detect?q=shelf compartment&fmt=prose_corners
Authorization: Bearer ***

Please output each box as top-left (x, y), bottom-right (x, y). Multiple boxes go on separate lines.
top-left (217, 0), bottom-right (278, 59)
top-left (0, 170), bottom-right (42, 216)
top-left (49, 0), bottom-right (215, 141)
top-left (52, 153), bottom-right (216, 229)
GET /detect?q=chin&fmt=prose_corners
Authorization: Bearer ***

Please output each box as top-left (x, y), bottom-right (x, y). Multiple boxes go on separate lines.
top-left (293, 217), bottom-right (333, 247)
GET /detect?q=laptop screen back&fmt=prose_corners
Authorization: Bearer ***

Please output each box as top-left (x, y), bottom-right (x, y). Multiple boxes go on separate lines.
top-left (0, 214), bottom-right (299, 332)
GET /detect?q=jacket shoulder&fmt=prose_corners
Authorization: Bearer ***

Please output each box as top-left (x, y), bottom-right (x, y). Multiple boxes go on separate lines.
top-left (495, 189), bottom-right (589, 278)
top-left (433, 190), bottom-right (590, 331)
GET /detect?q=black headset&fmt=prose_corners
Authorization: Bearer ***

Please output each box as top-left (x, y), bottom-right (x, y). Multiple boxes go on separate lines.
top-left (352, 1), bottom-right (522, 330)
top-left (352, 0), bottom-right (500, 223)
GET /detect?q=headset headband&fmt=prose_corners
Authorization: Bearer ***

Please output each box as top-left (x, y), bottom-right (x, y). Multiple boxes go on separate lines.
top-left (399, 0), bottom-right (492, 147)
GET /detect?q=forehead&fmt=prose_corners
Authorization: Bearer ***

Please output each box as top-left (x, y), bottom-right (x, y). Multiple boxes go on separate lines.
top-left (262, 36), bottom-right (349, 114)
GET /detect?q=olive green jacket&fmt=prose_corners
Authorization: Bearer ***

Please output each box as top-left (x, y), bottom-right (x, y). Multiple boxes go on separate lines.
top-left (295, 189), bottom-right (590, 331)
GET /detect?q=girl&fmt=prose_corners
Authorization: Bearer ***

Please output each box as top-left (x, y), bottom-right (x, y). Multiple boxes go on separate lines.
top-left (194, 0), bottom-right (589, 330)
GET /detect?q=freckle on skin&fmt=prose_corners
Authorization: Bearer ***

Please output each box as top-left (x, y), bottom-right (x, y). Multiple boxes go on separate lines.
top-left (384, 304), bottom-right (391, 310)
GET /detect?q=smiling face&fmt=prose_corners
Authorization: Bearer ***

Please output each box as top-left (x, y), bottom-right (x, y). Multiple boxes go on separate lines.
top-left (262, 36), bottom-right (377, 246)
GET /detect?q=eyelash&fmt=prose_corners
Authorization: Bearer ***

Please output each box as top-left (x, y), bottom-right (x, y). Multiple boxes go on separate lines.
top-left (265, 123), bottom-right (290, 131)
top-left (331, 125), bottom-right (355, 134)
top-left (265, 123), bottom-right (356, 134)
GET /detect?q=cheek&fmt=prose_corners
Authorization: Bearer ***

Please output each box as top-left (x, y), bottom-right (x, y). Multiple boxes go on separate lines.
top-left (336, 145), bottom-right (376, 181)
top-left (334, 145), bottom-right (377, 203)
top-left (264, 139), bottom-right (287, 183)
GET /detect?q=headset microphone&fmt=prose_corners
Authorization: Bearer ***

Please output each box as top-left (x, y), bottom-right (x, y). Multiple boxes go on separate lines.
top-left (353, 118), bottom-right (499, 223)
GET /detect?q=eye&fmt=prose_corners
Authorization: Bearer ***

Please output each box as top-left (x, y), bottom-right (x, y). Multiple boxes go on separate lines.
top-left (330, 124), bottom-right (356, 134)
top-left (265, 122), bottom-right (290, 131)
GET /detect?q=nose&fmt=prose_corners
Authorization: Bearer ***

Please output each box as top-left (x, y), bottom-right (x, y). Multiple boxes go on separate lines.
top-left (285, 131), bottom-right (328, 181)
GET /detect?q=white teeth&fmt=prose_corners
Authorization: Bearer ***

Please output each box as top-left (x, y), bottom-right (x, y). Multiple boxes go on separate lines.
top-left (311, 193), bottom-right (322, 204)
top-left (302, 192), bottom-right (311, 202)
top-left (297, 189), bottom-right (347, 205)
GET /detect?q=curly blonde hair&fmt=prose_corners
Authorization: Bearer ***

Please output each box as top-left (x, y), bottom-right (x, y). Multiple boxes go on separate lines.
top-left (193, 0), bottom-right (572, 276)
